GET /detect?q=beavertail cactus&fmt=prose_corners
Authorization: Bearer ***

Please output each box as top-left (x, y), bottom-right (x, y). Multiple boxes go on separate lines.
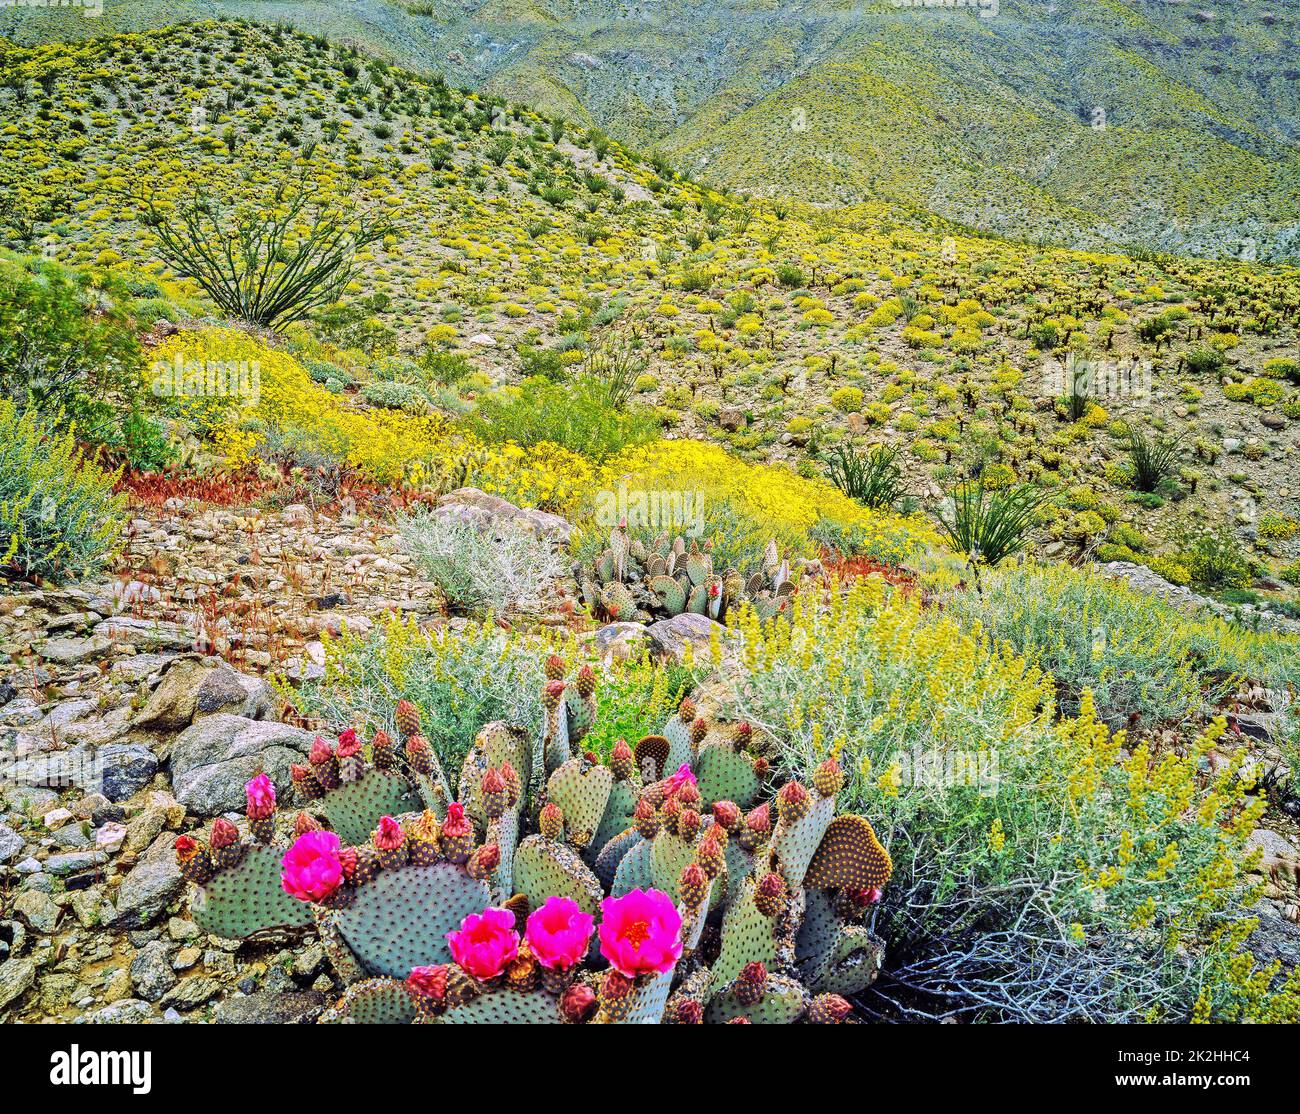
top-left (177, 655), bottom-right (893, 1023)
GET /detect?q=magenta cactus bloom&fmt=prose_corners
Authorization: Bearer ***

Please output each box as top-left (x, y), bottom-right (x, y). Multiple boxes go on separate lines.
top-left (245, 773), bottom-right (276, 820)
top-left (598, 888), bottom-right (683, 977)
top-left (446, 906), bottom-right (519, 980)
top-left (280, 829), bottom-right (344, 902)
top-left (665, 763), bottom-right (697, 796)
top-left (525, 896), bottom-right (595, 971)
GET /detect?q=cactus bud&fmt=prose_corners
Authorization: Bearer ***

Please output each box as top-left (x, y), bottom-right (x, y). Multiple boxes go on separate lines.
top-left (372, 815), bottom-right (408, 870)
top-left (754, 871), bottom-right (787, 917)
top-left (677, 807), bottom-right (702, 842)
top-left (712, 800), bottom-right (741, 831)
top-left (439, 802), bottom-right (474, 864)
top-left (776, 780), bottom-right (812, 824)
top-left (481, 767), bottom-right (506, 819)
top-left (210, 817), bottom-right (239, 849)
top-left (499, 760), bottom-right (521, 806)
top-left (575, 663), bottom-right (597, 698)
top-left (338, 845), bottom-right (359, 881)
top-left (728, 1016), bottom-right (752, 1024)
top-left (808, 993), bottom-right (853, 1024)
top-left (678, 862), bottom-right (709, 909)
top-left (561, 982), bottom-right (597, 1023)
top-left (696, 831), bottom-right (725, 879)
top-left (678, 697), bottom-right (697, 724)
top-left (543, 653), bottom-right (566, 680)
top-left (734, 720), bottom-right (752, 742)
top-left (405, 734), bottom-right (433, 777)
top-left (336, 728), bottom-right (361, 758)
top-left (372, 729), bottom-right (396, 770)
top-left (633, 797), bottom-right (661, 839)
top-left (672, 998), bottom-right (704, 1024)
top-left (173, 834), bottom-right (213, 884)
top-left (689, 718), bottom-right (709, 745)
top-left (610, 738), bottom-right (635, 781)
top-left (293, 811), bottom-right (321, 836)
top-left (812, 755), bottom-right (845, 798)
top-left (539, 802), bottom-right (564, 841)
top-left (736, 961), bottom-right (767, 1006)
top-left (468, 843), bottom-right (500, 882)
top-left (542, 679), bottom-right (566, 710)
top-left (753, 756), bottom-right (770, 776)
top-left (394, 699), bottom-right (421, 740)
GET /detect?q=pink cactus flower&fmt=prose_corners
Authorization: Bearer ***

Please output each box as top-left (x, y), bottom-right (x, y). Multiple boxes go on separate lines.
top-left (245, 773), bottom-right (276, 819)
top-left (441, 802), bottom-right (472, 839)
top-left (598, 888), bottom-right (683, 977)
top-left (525, 896), bottom-right (595, 971)
top-left (280, 829), bottom-right (345, 902)
top-left (446, 906), bottom-right (519, 980)
top-left (665, 763), bottom-right (697, 797)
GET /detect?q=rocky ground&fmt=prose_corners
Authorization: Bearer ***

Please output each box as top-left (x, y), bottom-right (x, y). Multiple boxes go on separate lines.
top-left (1, 494), bottom-right (1297, 1023)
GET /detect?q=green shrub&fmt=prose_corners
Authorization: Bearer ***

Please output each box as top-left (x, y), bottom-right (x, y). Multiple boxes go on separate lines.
top-left (0, 255), bottom-right (144, 441)
top-left (823, 442), bottom-right (906, 509)
top-left (1127, 428), bottom-right (1183, 492)
top-left (0, 401), bottom-right (125, 581)
top-left (462, 374), bottom-right (657, 461)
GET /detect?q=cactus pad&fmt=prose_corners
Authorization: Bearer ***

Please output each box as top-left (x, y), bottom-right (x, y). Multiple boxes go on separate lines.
top-left (319, 977), bottom-right (416, 1024)
top-left (592, 828), bottom-right (642, 889)
top-left (771, 792), bottom-right (836, 888)
top-left (591, 779), bottom-right (639, 855)
top-left (546, 759), bottom-right (614, 847)
top-left (334, 863), bottom-right (492, 978)
top-left (713, 877), bottom-right (782, 986)
top-left (634, 734), bottom-right (670, 781)
top-left (694, 743), bottom-right (761, 809)
top-left (704, 972), bottom-right (807, 1025)
top-left (437, 989), bottom-right (562, 1024)
top-left (316, 769), bottom-right (419, 846)
top-left (811, 926), bottom-right (885, 997)
top-left (803, 814), bottom-right (893, 890)
top-left (191, 844), bottom-right (313, 938)
top-left (514, 835), bottom-right (604, 916)
top-left (611, 834), bottom-right (655, 896)
top-left (650, 829), bottom-right (697, 895)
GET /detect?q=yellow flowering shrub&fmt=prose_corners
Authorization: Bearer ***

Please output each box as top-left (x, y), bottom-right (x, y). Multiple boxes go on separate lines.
top-left (718, 582), bottom-right (1288, 1021)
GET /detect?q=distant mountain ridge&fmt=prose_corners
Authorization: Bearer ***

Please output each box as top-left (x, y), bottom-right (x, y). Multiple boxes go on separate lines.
top-left (4, 0), bottom-right (1298, 260)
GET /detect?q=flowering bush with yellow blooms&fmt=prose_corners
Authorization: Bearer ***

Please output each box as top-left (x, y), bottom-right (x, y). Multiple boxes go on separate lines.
top-left (579, 439), bottom-right (941, 574)
top-left (714, 581), bottom-right (1296, 1021)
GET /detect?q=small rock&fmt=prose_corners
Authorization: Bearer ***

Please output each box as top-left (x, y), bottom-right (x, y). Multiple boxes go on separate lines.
top-left (0, 957), bottom-right (37, 1011)
top-left (130, 940), bottom-right (178, 1002)
top-left (213, 990), bottom-right (326, 1024)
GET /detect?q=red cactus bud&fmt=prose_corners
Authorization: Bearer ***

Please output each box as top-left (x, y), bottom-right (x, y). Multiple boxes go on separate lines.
top-left (746, 801), bottom-right (771, 833)
top-left (676, 780), bottom-right (701, 808)
top-left (469, 843), bottom-right (501, 881)
top-left (210, 817), bottom-right (239, 849)
top-left (338, 846), bottom-right (359, 880)
top-left (575, 664), bottom-right (597, 698)
top-left (712, 800), bottom-right (741, 830)
top-left (674, 998), bottom-right (704, 1024)
top-left (290, 764), bottom-right (312, 784)
top-left (737, 960), bottom-right (767, 1005)
top-left (740, 960), bottom-right (766, 983)
top-left (561, 982), bottom-right (598, 1023)
top-left (407, 965), bottom-right (448, 1001)
top-left (755, 871), bottom-right (787, 917)
top-left (734, 720), bottom-right (752, 740)
top-left (542, 679), bottom-right (566, 708)
top-left (808, 994), bottom-right (853, 1024)
top-left (753, 757), bottom-right (770, 775)
top-left (499, 761), bottom-right (521, 805)
top-left (337, 728), bottom-right (361, 758)
top-left (309, 736), bottom-right (334, 765)
top-left (677, 807), bottom-right (702, 841)
top-left (441, 802), bottom-right (471, 839)
top-left (293, 811), bottom-right (321, 836)
top-left (689, 718), bottom-right (708, 744)
top-left (633, 798), bottom-right (660, 839)
top-left (174, 834), bottom-right (199, 860)
top-left (601, 970), bottom-right (633, 1001)
top-left (372, 729), bottom-right (393, 752)
top-left (777, 780), bottom-right (812, 823)
top-left (678, 697), bottom-right (696, 724)
top-left (373, 815), bottom-right (405, 851)
top-left (539, 802), bottom-right (564, 841)
top-left (812, 755), bottom-right (845, 798)
top-left (678, 862), bottom-right (709, 908)
top-left (544, 653), bottom-right (566, 680)
top-left (610, 738), bottom-right (635, 780)
top-left (482, 767), bottom-right (505, 794)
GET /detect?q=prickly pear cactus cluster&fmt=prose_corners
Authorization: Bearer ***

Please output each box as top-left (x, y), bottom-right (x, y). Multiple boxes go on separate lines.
top-left (579, 524), bottom-right (803, 624)
top-left (176, 657), bottom-right (891, 1024)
